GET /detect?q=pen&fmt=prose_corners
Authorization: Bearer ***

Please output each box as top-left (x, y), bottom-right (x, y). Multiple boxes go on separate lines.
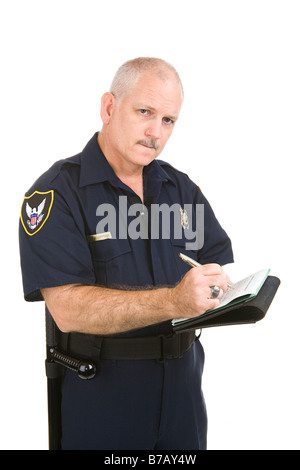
top-left (179, 253), bottom-right (235, 289)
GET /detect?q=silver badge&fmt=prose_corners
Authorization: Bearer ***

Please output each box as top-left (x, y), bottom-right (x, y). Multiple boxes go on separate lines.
top-left (180, 207), bottom-right (189, 230)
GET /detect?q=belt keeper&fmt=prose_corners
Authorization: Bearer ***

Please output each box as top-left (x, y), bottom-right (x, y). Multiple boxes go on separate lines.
top-left (157, 336), bottom-right (166, 363)
top-left (157, 334), bottom-right (182, 363)
top-left (92, 337), bottom-right (103, 362)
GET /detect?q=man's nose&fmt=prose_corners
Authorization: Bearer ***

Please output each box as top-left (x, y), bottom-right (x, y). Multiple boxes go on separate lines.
top-left (145, 120), bottom-right (162, 140)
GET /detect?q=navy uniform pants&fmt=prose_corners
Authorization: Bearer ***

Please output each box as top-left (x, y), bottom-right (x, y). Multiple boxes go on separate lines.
top-left (60, 340), bottom-right (207, 450)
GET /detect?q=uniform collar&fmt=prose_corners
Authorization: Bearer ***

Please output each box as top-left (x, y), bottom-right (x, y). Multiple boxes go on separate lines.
top-left (79, 133), bottom-right (119, 187)
top-left (79, 133), bottom-right (176, 188)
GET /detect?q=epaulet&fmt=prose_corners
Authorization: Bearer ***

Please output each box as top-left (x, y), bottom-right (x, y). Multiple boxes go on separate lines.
top-left (28, 154), bottom-right (81, 190)
top-left (48, 154), bottom-right (81, 183)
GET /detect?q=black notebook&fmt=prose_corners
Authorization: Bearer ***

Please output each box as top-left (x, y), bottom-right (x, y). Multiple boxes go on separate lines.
top-left (172, 270), bottom-right (280, 331)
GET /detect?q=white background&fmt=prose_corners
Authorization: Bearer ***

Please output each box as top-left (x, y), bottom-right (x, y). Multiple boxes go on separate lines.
top-left (1, 0), bottom-right (299, 450)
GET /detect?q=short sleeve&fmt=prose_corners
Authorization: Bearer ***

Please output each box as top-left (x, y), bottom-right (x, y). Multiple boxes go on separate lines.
top-left (19, 188), bottom-right (96, 301)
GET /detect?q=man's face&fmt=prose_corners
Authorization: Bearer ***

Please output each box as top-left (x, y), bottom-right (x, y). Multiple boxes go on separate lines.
top-left (104, 72), bottom-right (183, 170)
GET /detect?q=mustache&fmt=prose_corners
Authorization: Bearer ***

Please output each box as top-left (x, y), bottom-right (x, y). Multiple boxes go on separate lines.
top-left (137, 139), bottom-right (159, 150)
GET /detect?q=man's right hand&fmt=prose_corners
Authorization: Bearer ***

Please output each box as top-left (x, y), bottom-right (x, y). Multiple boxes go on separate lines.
top-left (171, 264), bottom-right (232, 319)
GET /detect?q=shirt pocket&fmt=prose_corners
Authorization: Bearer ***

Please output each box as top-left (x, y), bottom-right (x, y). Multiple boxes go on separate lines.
top-left (89, 237), bottom-right (131, 261)
top-left (88, 236), bottom-right (132, 286)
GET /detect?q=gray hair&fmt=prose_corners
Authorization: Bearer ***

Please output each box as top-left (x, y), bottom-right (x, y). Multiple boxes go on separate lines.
top-left (110, 57), bottom-right (184, 103)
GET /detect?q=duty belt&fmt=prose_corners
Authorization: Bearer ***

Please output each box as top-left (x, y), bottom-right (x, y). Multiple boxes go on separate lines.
top-left (67, 330), bottom-right (197, 363)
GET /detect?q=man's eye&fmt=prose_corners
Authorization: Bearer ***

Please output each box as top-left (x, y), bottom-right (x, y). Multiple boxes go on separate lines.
top-left (163, 117), bottom-right (174, 125)
top-left (139, 109), bottom-right (149, 115)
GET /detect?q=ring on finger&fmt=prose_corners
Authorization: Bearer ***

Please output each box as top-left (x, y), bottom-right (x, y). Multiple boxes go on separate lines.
top-left (211, 285), bottom-right (220, 299)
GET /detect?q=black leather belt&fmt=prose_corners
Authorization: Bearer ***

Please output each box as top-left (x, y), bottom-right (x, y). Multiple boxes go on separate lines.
top-left (67, 330), bottom-right (197, 362)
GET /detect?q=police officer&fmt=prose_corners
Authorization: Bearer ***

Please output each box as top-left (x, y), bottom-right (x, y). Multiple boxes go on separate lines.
top-left (19, 57), bottom-right (234, 450)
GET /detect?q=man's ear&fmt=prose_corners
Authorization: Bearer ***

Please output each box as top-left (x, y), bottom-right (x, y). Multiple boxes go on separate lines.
top-left (100, 92), bottom-right (116, 125)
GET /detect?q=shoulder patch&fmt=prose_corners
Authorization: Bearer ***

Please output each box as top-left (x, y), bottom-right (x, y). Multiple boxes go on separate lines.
top-left (20, 190), bottom-right (54, 236)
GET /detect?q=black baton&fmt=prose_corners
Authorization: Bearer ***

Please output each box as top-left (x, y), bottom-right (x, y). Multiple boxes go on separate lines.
top-left (45, 307), bottom-right (96, 449)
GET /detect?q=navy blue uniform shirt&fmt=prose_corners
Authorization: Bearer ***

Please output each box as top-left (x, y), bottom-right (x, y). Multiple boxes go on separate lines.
top-left (19, 133), bottom-right (234, 336)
